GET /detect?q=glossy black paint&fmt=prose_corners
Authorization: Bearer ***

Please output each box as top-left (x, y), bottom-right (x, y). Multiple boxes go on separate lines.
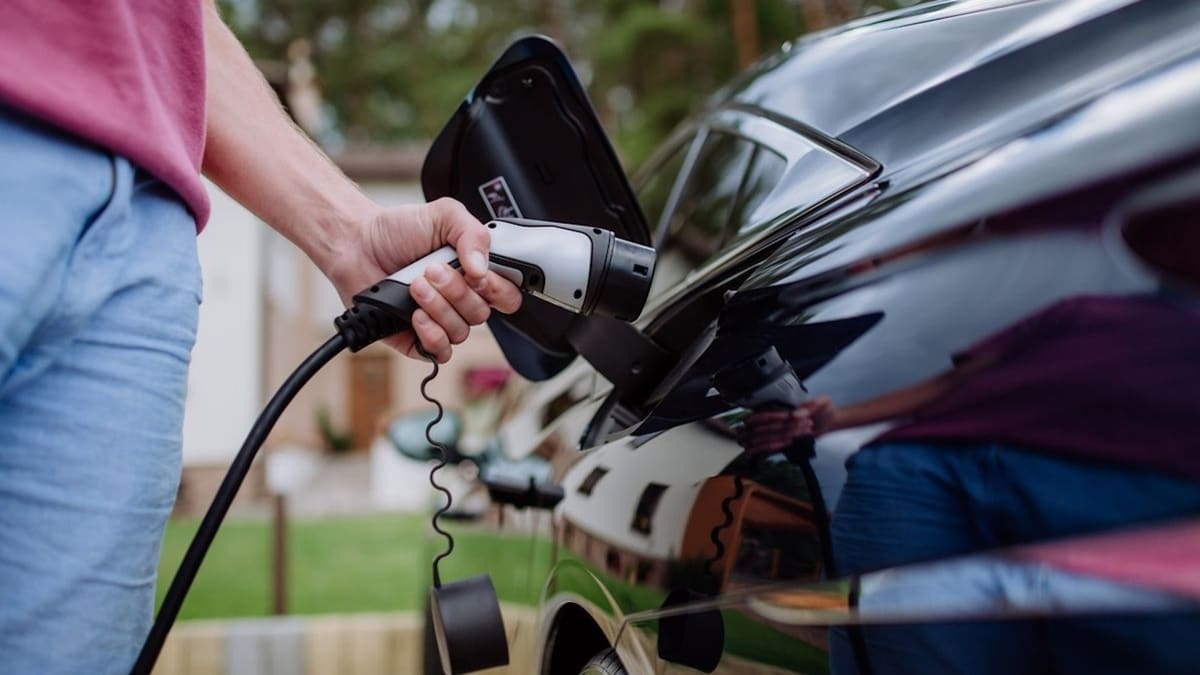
top-left (454, 2), bottom-right (1200, 673)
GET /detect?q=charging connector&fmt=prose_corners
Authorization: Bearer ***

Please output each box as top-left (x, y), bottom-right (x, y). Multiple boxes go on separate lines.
top-left (335, 280), bottom-right (423, 351)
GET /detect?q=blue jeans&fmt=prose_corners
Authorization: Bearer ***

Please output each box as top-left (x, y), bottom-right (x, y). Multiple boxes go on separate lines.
top-left (830, 441), bottom-right (1200, 675)
top-left (0, 108), bottom-right (201, 673)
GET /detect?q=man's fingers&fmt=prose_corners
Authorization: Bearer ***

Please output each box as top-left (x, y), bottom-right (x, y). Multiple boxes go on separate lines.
top-left (744, 410), bottom-right (793, 425)
top-left (748, 419), bottom-right (814, 434)
top-left (739, 422), bottom-right (814, 444)
top-left (402, 262), bottom-right (520, 364)
top-left (382, 330), bottom-right (452, 364)
top-left (743, 420), bottom-right (792, 435)
top-left (744, 409), bottom-right (810, 430)
top-left (806, 396), bottom-right (835, 415)
top-left (479, 272), bottom-right (523, 314)
top-left (427, 197), bottom-right (490, 287)
top-left (423, 261), bottom-right (490, 324)
top-left (737, 436), bottom-right (788, 455)
top-left (410, 310), bottom-right (452, 363)
top-left (409, 276), bottom-right (472, 345)
top-left (740, 409), bottom-right (815, 448)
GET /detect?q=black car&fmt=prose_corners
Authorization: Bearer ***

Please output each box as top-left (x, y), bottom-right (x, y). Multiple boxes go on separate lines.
top-left (421, 1), bottom-right (1200, 672)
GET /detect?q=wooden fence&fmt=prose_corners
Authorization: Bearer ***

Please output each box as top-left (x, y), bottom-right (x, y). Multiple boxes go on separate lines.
top-left (153, 605), bottom-right (537, 675)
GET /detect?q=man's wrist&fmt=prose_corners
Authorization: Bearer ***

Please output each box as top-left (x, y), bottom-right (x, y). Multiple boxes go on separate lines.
top-left (286, 186), bottom-right (379, 276)
top-left (823, 407), bottom-right (847, 434)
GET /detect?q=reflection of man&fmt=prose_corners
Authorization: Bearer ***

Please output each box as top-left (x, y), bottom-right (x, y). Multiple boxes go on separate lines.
top-left (0, 2), bottom-right (519, 672)
top-left (740, 221), bottom-right (1200, 674)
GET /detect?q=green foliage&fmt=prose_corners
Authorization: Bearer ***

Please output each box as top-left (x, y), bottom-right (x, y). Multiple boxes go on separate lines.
top-left (590, 4), bottom-right (726, 167)
top-left (220, 1), bottom-right (926, 166)
top-left (316, 406), bottom-right (353, 453)
top-left (159, 517), bottom-right (825, 672)
top-left (222, 1), bottom-right (806, 160)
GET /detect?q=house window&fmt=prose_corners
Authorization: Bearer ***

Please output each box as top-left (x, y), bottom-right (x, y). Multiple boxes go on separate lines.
top-left (635, 560), bottom-right (654, 584)
top-left (578, 466), bottom-right (609, 496)
top-left (606, 548), bottom-right (622, 573)
top-left (631, 483), bottom-right (668, 535)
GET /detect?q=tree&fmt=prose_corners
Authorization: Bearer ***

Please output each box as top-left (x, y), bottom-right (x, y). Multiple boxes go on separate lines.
top-left (220, 0), bottom-right (921, 166)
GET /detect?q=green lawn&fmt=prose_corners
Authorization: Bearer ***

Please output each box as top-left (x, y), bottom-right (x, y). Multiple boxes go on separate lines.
top-left (163, 516), bottom-right (828, 672)
top-left (156, 514), bottom-right (553, 620)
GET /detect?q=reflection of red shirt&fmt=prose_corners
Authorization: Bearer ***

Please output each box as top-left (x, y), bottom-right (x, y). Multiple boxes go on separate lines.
top-left (878, 295), bottom-right (1200, 480)
top-left (0, 1), bottom-right (209, 225)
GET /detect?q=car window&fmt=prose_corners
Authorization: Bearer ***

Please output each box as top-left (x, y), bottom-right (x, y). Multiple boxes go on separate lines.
top-left (668, 132), bottom-right (754, 249)
top-left (729, 146), bottom-right (787, 242)
top-left (635, 136), bottom-right (694, 236)
top-left (649, 131), bottom-right (757, 296)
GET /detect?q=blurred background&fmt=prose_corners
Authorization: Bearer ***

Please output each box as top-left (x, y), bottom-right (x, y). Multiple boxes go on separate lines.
top-left (218, 0), bottom-right (918, 166)
top-left (161, 2), bottom-right (921, 673)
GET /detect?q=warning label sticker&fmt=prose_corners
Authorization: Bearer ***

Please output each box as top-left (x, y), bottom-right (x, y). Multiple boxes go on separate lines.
top-left (478, 176), bottom-right (523, 219)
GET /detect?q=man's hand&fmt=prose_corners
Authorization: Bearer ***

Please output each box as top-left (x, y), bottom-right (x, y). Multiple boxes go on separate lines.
top-left (323, 198), bottom-right (522, 363)
top-left (199, 4), bottom-right (520, 362)
top-left (737, 396), bottom-right (838, 456)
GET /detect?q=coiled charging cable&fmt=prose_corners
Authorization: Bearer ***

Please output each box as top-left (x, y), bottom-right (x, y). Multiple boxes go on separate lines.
top-left (415, 344), bottom-right (456, 590)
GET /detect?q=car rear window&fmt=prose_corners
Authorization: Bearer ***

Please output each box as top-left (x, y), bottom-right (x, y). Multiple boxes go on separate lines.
top-left (636, 136), bottom-right (693, 235)
top-left (648, 131), bottom-right (764, 296)
top-left (637, 111), bottom-right (872, 301)
top-left (729, 146), bottom-right (787, 241)
top-left (665, 132), bottom-right (757, 255)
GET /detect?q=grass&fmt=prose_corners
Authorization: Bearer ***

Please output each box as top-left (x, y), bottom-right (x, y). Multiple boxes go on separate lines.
top-left (159, 516), bottom-right (825, 673)
top-left (156, 514), bottom-right (553, 620)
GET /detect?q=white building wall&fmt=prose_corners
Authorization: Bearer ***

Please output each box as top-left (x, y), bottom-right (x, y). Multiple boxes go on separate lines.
top-left (182, 184), bottom-right (265, 466)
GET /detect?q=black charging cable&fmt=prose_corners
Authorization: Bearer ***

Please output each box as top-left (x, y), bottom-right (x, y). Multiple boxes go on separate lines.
top-left (415, 345), bottom-right (456, 590)
top-left (131, 292), bottom-right (421, 674)
top-left (130, 334), bottom-right (346, 673)
top-left (704, 473), bottom-right (745, 589)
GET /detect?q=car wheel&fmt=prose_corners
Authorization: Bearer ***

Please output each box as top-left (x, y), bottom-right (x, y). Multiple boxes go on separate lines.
top-left (579, 649), bottom-right (626, 675)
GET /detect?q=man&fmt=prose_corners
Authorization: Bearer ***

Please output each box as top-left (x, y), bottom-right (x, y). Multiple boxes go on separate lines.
top-left (0, 2), bottom-right (521, 672)
top-left (739, 217), bottom-right (1200, 674)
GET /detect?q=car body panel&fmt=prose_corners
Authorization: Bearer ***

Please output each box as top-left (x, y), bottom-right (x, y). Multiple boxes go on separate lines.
top-left (743, 55), bottom-right (1200, 291)
top-left (545, 424), bottom-right (832, 672)
top-left (461, 2), bottom-right (1200, 672)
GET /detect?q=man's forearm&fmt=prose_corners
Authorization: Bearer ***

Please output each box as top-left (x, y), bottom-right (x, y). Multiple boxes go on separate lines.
top-left (828, 371), bottom-right (958, 431)
top-left (197, 1), bottom-right (522, 362)
top-left (200, 1), bottom-right (373, 272)
top-left (828, 352), bottom-right (997, 431)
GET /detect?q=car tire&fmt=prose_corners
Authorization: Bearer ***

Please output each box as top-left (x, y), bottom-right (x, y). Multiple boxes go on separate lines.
top-left (580, 649), bottom-right (626, 675)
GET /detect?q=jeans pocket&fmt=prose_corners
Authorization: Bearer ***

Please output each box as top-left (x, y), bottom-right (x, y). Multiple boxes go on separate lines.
top-left (0, 122), bottom-right (122, 393)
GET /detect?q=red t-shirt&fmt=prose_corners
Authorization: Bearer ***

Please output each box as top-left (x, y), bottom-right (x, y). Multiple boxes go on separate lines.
top-left (878, 294), bottom-right (1200, 480)
top-left (0, 1), bottom-right (209, 226)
